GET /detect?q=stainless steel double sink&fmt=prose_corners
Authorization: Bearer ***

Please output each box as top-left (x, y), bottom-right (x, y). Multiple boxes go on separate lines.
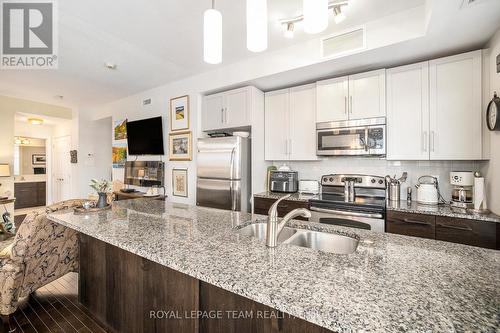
top-left (235, 222), bottom-right (359, 254)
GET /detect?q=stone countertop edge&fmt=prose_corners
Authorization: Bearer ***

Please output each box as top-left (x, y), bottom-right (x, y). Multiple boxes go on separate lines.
top-left (47, 200), bottom-right (500, 333)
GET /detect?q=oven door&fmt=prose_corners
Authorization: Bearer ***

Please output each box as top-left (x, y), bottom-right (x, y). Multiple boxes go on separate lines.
top-left (309, 207), bottom-right (385, 232)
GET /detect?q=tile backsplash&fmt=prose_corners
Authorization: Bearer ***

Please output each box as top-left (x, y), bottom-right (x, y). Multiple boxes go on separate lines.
top-left (274, 158), bottom-right (488, 202)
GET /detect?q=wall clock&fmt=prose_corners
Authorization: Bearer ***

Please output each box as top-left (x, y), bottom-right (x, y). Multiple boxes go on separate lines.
top-left (487, 92), bottom-right (500, 131)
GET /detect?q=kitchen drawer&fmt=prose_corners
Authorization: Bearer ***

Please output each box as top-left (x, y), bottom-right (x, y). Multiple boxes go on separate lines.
top-left (254, 196), bottom-right (309, 221)
top-left (386, 211), bottom-right (436, 239)
top-left (436, 217), bottom-right (497, 250)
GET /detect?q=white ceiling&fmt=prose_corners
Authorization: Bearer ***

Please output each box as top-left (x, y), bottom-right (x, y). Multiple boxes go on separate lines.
top-left (15, 112), bottom-right (71, 126)
top-left (0, 0), bottom-right (499, 109)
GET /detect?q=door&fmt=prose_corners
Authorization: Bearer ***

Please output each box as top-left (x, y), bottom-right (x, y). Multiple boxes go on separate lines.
top-left (224, 88), bottom-right (250, 128)
top-left (348, 69), bottom-right (386, 120)
top-left (429, 50), bottom-right (482, 160)
top-left (196, 178), bottom-right (241, 211)
top-left (203, 93), bottom-right (224, 131)
top-left (386, 62), bottom-right (430, 160)
top-left (52, 136), bottom-right (72, 203)
top-left (289, 84), bottom-right (318, 160)
top-left (197, 137), bottom-right (241, 180)
top-left (316, 76), bottom-right (349, 123)
top-left (265, 89), bottom-right (289, 161)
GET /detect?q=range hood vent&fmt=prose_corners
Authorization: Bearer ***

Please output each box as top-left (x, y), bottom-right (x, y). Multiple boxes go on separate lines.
top-left (321, 28), bottom-right (365, 59)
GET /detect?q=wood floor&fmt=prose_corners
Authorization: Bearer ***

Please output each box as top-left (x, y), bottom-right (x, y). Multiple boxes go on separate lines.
top-left (3, 273), bottom-right (108, 333)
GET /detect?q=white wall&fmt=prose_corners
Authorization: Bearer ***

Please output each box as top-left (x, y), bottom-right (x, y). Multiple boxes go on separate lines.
top-left (77, 112), bottom-right (113, 198)
top-left (483, 29), bottom-right (500, 214)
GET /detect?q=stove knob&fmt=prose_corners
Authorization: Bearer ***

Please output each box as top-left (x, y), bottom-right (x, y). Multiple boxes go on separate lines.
top-left (371, 179), bottom-right (376, 184)
top-left (329, 177), bottom-right (334, 182)
top-left (378, 180), bottom-right (384, 185)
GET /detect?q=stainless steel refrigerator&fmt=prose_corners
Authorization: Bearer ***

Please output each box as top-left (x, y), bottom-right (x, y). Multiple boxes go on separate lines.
top-left (196, 136), bottom-right (251, 212)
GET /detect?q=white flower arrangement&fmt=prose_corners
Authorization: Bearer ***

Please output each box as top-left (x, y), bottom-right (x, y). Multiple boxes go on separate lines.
top-left (89, 179), bottom-right (112, 193)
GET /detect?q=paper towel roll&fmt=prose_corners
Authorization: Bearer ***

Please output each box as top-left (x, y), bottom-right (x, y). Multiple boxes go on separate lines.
top-left (474, 177), bottom-right (487, 210)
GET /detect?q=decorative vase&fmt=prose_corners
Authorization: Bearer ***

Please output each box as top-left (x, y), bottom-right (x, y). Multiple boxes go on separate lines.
top-left (97, 192), bottom-right (107, 208)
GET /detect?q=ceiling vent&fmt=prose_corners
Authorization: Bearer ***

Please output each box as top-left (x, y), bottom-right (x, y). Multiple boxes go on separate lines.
top-left (143, 98), bottom-right (152, 106)
top-left (321, 27), bottom-right (365, 59)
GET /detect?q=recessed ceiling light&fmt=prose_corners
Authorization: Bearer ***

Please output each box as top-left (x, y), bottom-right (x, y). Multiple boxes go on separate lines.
top-left (28, 118), bottom-right (43, 125)
top-left (105, 62), bottom-right (117, 70)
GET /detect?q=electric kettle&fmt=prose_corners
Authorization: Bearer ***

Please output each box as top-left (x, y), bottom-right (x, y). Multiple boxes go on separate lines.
top-left (415, 176), bottom-right (439, 205)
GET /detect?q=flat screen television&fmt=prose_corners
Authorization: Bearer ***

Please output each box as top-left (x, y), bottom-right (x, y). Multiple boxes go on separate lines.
top-left (126, 116), bottom-right (165, 155)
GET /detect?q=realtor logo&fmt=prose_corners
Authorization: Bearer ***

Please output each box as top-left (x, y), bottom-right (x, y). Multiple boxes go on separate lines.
top-left (1, 0), bottom-right (58, 69)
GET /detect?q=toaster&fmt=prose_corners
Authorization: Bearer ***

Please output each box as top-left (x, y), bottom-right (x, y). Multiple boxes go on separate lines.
top-left (270, 171), bottom-right (298, 193)
top-left (299, 180), bottom-right (320, 195)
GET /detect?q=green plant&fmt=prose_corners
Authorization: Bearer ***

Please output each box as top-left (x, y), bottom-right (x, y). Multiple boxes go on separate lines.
top-left (89, 179), bottom-right (112, 193)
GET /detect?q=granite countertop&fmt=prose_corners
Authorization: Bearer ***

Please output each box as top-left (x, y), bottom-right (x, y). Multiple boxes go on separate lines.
top-left (387, 200), bottom-right (500, 224)
top-left (254, 191), bottom-right (316, 202)
top-left (48, 200), bottom-right (500, 332)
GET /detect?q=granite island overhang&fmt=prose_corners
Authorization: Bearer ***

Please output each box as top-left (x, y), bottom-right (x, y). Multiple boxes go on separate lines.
top-left (47, 199), bottom-right (500, 333)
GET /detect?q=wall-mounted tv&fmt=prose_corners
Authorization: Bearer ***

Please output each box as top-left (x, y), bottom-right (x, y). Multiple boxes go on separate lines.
top-left (126, 116), bottom-right (165, 155)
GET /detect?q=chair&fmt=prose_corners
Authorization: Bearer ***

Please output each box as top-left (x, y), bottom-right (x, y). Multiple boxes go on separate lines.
top-left (0, 199), bottom-right (85, 332)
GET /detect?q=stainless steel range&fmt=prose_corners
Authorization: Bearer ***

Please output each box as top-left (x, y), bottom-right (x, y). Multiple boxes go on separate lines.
top-left (309, 174), bottom-right (386, 232)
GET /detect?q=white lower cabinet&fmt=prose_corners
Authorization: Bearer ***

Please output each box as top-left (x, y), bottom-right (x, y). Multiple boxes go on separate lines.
top-left (265, 84), bottom-right (318, 161)
top-left (387, 50), bottom-right (484, 161)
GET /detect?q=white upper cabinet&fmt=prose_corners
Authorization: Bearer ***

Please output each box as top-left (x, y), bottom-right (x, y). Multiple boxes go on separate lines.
top-left (202, 87), bottom-right (253, 131)
top-left (348, 69), bottom-right (386, 120)
top-left (265, 85), bottom-right (318, 161)
top-left (265, 89), bottom-right (289, 161)
top-left (203, 93), bottom-right (224, 131)
top-left (224, 88), bottom-right (250, 128)
top-left (316, 76), bottom-right (349, 123)
top-left (429, 50), bottom-right (482, 160)
top-left (387, 62), bottom-right (430, 160)
top-left (289, 84), bottom-right (318, 161)
top-left (316, 70), bottom-right (386, 123)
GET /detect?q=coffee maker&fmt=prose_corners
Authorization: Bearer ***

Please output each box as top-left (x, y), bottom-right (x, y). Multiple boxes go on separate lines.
top-left (450, 171), bottom-right (474, 209)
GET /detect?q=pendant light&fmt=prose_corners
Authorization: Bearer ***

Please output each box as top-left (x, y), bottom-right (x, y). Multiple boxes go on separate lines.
top-left (246, 0), bottom-right (268, 52)
top-left (303, 0), bottom-right (328, 34)
top-left (204, 0), bottom-right (222, 64)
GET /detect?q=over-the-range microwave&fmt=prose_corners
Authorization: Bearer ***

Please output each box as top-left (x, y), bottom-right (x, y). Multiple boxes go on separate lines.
top-left (316, 117), bottom-right (386, 156)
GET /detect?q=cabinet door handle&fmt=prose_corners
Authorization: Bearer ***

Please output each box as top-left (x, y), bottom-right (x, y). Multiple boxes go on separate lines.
top-left (349, 96), bottom-right (353, 114)
top-left (402, 218), bottom-right (430, 226)
top-left (285, 140), bottom-right (288, 155)
top-left (436, 223), bottom-right (473, 232)
top-left (422, 131), bottom-right (428, 152)
top-left (344, 96), bottom-right (347, 115)
top-left (221, 108), bottom-right (224, 123)
top-left (431, 131), bottom-right (436, 152)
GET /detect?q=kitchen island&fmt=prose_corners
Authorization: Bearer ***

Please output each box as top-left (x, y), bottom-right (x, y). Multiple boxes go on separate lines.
top-left (47, 199), bottom-right (500, 332)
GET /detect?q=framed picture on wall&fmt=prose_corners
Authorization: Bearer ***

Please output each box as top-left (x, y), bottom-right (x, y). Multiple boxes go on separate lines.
top-left (32, 154), bottom-right (46, 165)
top-left (170, 95), bottom-right (190, 131)
top-left (169, 131), bottom-right (192, 161)
top-left (172, 168), bottom-right (188, 197)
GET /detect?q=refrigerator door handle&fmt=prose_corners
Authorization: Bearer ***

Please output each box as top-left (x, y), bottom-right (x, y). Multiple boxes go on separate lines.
top-left (229, 147), bottom-right (236, 179)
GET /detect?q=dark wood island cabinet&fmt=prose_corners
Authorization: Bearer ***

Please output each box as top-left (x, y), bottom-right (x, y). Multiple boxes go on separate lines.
top-left (79, 234), bottom-right (331, 333)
